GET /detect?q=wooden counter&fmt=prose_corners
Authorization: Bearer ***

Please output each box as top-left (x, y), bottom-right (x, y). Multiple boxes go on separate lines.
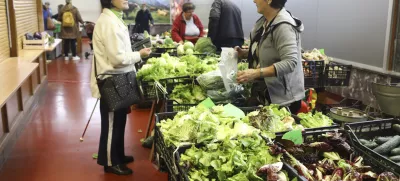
top-left (0, 59), bottom-right (39, 108)
top-left (17, 50), bottom-right (44, 63)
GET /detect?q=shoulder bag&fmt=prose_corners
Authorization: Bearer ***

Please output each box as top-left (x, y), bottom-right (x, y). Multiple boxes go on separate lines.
top-left (94, 56), bottom-right (141, 111)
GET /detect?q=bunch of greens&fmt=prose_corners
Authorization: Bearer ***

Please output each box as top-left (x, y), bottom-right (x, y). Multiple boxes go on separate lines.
top-left (243, 105), bottom-right (304, 136)
top-left (137, 53), bottom-right (218, 81)
top-left (157, 105), bottom-right (259, 147)
top-left (180, 133), bottom-right (281, 181)
top-left (170, 84), bottom-right (206, 104)
top-left (194, 37), bottom-right (217, 54)
top-left (297, 112), bottom-right (334, 128)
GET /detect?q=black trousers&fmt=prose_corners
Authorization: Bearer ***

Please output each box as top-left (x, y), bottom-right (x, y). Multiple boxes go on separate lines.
top-left (97, 96), bottom-right (128, 166)
top-left (63, 39), bottom-right (77, 57)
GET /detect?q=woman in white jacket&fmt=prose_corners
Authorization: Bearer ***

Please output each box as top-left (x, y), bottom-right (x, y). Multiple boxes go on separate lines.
top-left (91, 0), bottom-right (151, 175)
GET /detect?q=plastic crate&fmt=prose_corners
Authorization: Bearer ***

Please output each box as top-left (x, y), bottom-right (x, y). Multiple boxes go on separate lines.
top-left (275, 129), bottom-right (398, 177)
top-left (138, 80), bottom-right (164, 100)
top-left (302, 60), bottom-right (325, 88)
top-left (344, 119), bottom-right (400, 176)
top-left (138, 76), bottom-right (194, 100)
top-left (154, 47), bottom-right (177, 54)
top-left (324, 62), bottom-right (352, 87)
top-left (164, 98), bottom-right (252, 113)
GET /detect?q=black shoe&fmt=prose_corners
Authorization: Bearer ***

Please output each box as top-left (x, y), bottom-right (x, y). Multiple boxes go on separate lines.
top-left (142, 136), bottom-right (153, 149)
top-left (104, 165), bottom-right (133, 175)
top-left (124, 156), bottom-right (134, 163)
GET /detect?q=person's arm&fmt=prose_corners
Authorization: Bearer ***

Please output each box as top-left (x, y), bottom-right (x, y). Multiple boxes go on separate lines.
top-left (148, 10), bottom-right (154, 25)
top-left (102, 23), bottom-right (142, 67)
top-left (272, 24), bottom-right (299, 77)
top-left (208, 0), bottom-right (222, 43)
top-left (171, 17), bottom-right (183, 43)
top-left (194, 15), bottom-right (205, 37)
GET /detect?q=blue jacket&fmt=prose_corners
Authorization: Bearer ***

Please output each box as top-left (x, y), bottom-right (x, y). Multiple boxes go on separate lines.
top-left (43, 9), bottom-right (50, 30)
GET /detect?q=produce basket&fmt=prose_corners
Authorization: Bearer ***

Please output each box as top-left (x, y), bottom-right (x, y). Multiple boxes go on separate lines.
top-left (138, 79), bottom-right (165, 100)
top-left (138, 76), bottom-right (195, 100)
top-left (324, 62), bottom-right (352, 87)
top-left (154, 47), bottom-right (177, 54)
top-left (164, 98), bottom-right (250, 112)
top-left (176, 155), bottom-right (307, 181)
top-left (344, 119), bottom-right (400, 176)
top-left (275, 129), bottom-right (399, 178)
top-left (302, 60), bottom-right (325, 88)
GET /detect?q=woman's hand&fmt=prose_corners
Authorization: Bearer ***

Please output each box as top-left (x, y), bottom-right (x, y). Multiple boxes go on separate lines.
top-left (237, 69), bottom-right (260, 84)
top-left (139, 48), bottom-right (152, 58)
top-left (234, 46), bottom-right (248, 59)
top-left (179, 41), bottom-right (184, 45)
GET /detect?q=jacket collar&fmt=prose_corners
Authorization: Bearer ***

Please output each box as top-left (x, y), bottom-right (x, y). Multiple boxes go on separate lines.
top-left (103, 8), bottom-right (127, 30)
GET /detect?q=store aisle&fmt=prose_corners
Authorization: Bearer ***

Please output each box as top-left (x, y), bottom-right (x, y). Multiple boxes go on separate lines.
top-left (0, 41), bottom-right (167, 181)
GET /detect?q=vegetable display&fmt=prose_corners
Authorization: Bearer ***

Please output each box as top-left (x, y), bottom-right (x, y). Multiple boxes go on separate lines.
top-left (270, 132), bottom-right (399, 181)
top-left (157, 105), bottom-right (259, 147)
top-left (137, 53), bottom-right (218, 81)
top-left (170, 84), bottom-right (206, 104)
top-left (180, 133), bottom-right (281, 181)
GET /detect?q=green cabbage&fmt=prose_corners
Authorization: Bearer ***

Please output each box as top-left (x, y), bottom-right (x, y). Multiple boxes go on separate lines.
top-left (184, 41), bottom-right (195, 51)
top-left (194, 37), bottom-right (217, 54)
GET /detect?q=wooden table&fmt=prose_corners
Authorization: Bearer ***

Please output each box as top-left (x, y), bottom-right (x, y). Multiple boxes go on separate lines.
top-left (0, 60), bottom-right (39, 108)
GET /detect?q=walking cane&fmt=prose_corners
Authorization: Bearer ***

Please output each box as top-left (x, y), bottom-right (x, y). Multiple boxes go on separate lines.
top-left (80, 99), bottom-right (100, 142)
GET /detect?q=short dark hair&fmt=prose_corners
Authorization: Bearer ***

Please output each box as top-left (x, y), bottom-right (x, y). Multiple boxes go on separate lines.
top-left (270, 0), bottom-right (287, 9)
top-left (100, 0), bottom-right (112, 9)
top-left (182, 3), bottom-right (195, 12)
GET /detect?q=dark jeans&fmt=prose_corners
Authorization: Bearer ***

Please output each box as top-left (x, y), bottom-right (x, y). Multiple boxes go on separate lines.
top-left (97, 82), bottom-right (129, 166)
top-left (63, 39), bottom-right (77, 57)
top-left (215, 38), bottom-right (244, 51)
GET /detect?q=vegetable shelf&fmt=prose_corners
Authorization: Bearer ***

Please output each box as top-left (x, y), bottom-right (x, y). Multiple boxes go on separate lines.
top-left (345, 119), bottom-right (400, 176)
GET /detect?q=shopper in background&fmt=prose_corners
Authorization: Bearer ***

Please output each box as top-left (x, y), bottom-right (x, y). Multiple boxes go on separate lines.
top-left (171, 2), bottom-right (205, 44)
top-left (52, 4), bottom-right (64, 19)
top-left (208, 0), bottom-right (244, 50)
top-left (58, 0), bottom-right (84, 61)
top-left (43, 4), bottom-right (51, 30)
top-left (91, 0), bottom-right (151, 175)
top-left (135, 3), bottom-right (154, 33)
top-left (235, 0), bottom-right (305, 114)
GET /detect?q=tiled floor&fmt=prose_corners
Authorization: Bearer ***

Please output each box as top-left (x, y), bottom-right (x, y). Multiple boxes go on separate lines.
top-left (0, 41), bottom-right (167, 181)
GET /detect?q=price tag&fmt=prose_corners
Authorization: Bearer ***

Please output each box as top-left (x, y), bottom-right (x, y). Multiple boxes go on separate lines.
top-left (282, 130), bottom-right (303, 145)
top-left (223, 103), bottom-right (245, 119)
top-left (199, 97), bottom-right (215, 109)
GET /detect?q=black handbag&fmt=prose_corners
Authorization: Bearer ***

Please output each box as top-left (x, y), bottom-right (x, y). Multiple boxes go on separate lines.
top-left (94, 56), bottom-right (141, 112)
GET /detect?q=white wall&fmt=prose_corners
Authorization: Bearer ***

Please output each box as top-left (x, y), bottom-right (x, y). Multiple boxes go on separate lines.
top-left (46, 0), bottom-right (102, 22)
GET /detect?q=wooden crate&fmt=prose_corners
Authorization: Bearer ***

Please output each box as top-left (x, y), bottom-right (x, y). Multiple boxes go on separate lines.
top-left (23, 32), bottom-right (49, 50)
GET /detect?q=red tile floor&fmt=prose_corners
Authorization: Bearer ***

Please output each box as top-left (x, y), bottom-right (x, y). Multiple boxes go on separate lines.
top-left (0, 40), bottom-right (168, 181)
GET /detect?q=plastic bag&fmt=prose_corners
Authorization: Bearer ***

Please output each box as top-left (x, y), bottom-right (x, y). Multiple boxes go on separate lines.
top-left (219, 48), bottom-right (239, 92)
top-left (196, 70), bottom-right (225, 90)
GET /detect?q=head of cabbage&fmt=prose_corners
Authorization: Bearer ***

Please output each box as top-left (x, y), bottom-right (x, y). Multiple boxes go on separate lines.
top-left (194, 37), bottom-right (216, 54)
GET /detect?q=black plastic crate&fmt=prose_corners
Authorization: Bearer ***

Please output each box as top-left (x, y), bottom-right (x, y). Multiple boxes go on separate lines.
top-left (344, 119), bottom-right (400, 176)
top-left (275, 129), bottom-right (399, 177)
top-left (324, 62), bottom-right (352, 86)
top-left (161, 76), bottom-right (197, 95)
top-left (138, 79), bottom-right (165, 100)
top-left (164, 98), bottom-right (253, 113)
top-left (302, 60), bottom-right (325, 88)
top-left (176, 154), bottom-right (307, 181)
top-left (154, 47), bottom-right (177, 54)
